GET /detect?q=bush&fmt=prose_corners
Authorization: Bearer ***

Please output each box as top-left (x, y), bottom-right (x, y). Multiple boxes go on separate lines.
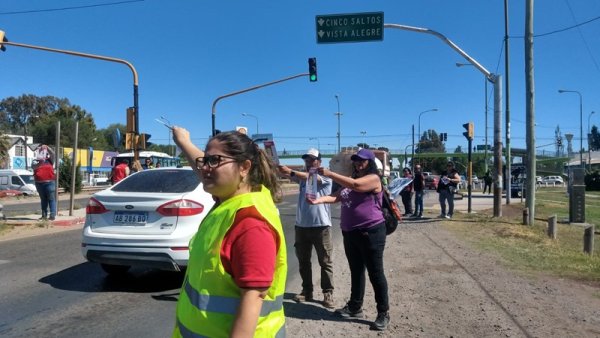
top-left (59, 156), bottom-right (82, 194)
top-left (584, 170), bottom-right (600, 191)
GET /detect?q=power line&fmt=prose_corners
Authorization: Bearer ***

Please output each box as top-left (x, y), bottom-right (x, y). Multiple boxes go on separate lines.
top-left (0, 0), bottom-right (144, 15)
top-left (510, 14), bottom-right (600, 39)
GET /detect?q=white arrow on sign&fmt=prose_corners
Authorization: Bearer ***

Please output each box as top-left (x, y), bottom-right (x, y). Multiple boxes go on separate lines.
top-left (318, 30), bottom-right (325, 38)
top-left (318, 18), bottom-right (325, 26)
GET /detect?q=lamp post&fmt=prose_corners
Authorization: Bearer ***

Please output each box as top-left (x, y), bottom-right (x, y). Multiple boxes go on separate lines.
top-left (241, 113), bottom-right (259, 135)
top-left (360, 131), bottom-right (367, 146)
top-left (417, 108), bottom-right (439, 147)
top-left (456, 62), bottom-right (489, 172)
top-left (309, 137), bottom-right (320, 149)
top-left (335, 94), bottom-right (342, 153)
top-left (588, 110), bottom-right (595, 171)
top-left (558, 89), bottom-right (583, 168)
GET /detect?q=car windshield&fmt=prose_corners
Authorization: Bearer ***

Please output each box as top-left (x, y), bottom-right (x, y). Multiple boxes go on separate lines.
top-left (112, 169), bottom-right (200, 193)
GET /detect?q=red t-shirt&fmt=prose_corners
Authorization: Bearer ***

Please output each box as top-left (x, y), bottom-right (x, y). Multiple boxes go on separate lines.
top-left (34, 163), bottom-right (55, 181)
top-left (220, 206), bottom-right (279, 289)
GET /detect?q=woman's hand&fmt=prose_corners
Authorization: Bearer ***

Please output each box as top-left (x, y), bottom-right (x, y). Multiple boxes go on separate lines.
top-left (172, 126), bottom-right (191, 147)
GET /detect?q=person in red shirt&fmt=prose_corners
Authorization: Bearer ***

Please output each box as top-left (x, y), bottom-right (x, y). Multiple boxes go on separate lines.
top-left (110, 160), bottom-right (130, 184)
top-left (33, 159), bottom-right (56, 220)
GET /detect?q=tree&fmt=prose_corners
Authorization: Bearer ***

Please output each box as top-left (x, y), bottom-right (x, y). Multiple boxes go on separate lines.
top-left (590, 125), bottom-right (600, 151)
top-left (0, 132), bottom-right (9, 169)
top-left (416, 129), bottom-right (447, 173)
top-left (0, 95), bottom-right (69, 134)
top-left (59, 155), bottom-right (82, 194)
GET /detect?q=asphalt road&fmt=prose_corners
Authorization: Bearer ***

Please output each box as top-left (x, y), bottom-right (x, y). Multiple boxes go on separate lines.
top-left (0, 193), bottom-right (307, 338)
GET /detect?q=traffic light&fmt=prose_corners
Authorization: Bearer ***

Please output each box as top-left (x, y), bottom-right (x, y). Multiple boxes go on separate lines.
top-left (126, 107), bottom-right (136, 133)
top-left (440, 133), bottom-right (447, 142)
top-left (138, 133), bottom-right (152, 149)
top-left (0, 30), bottom-right (7, 52)
top-left (124, 132), bottom-right (135, 150)
top-left (462, 122), bottom-right (474, 140)
top-left (308, 57), bottom-right (317, 82)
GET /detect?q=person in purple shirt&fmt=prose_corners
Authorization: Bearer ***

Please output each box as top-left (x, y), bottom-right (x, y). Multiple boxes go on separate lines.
top-left (308, 148), bottom-right (390, 331)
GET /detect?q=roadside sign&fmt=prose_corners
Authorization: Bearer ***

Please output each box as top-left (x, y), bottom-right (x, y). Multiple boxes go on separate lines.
top-left (316, 12), bottom-right (384, 44)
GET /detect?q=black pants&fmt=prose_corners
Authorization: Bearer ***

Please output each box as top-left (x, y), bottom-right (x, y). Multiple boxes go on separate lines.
top-left (400, 190), bottom-right (413, 214)
top-left (342, 222), bottom-right (389, 313)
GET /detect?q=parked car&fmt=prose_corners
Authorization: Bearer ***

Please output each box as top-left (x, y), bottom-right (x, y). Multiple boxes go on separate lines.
top-left (81, 168), bottom-right (215, 275)
top-left (0, 169), bottom-right (38, 196)
top-left (541, 176), bottom-right (564, 185)
top-left (536, 176), bottom-right (543, 184)
top-left (425, 175), bottom-right (439, 190)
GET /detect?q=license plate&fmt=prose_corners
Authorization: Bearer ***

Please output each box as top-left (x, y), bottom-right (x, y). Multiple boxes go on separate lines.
top-left (113, 211), bottom-right (148, 224)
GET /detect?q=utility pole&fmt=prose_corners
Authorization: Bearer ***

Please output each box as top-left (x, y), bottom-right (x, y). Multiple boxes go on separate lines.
top-left (504, 0), bottom-right (512, 204)
top-left (525, 0), bottom-right (536, 225)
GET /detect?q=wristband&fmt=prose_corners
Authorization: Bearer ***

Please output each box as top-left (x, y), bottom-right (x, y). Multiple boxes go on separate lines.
top-left (290, 171), bottom-right (296, 177)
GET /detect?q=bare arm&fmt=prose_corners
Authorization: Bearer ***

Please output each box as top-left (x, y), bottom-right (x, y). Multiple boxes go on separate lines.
top-left (319, 168), bottom-right (381, 193)
top-left (172, 126), bottom-right (204, 178)
top-left (230, 288), bottom-right (267, 337)
top-left (277, 165), bottom-right (324, 184)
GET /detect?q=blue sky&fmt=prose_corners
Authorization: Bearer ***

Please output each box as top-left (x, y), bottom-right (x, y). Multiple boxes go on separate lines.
top-left (2, 0), bottom-right (600, 160)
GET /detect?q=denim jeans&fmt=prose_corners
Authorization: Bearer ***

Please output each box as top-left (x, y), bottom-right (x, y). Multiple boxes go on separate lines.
top-left (295, 226), bottom-right (334, 294)
top-left (342, 222), bottom-right (389, 313)
top-left (414, 190), bottom-right (424, 216)
top-left (400, 190), bottom-right (413, 214)
top-left (438, 188), bottom-right (454, 216)
top-left (35, 181), bottom-right (56, 218)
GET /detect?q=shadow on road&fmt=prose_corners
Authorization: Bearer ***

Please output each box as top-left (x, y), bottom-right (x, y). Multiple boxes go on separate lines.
top-left (39, 262), bottom-right (184, 293)
top-left (282, 292), bottom-right (371, 326)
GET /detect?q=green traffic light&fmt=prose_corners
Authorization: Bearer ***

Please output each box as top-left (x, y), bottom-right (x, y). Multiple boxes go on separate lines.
top-left (310, 74), bottom-right (317, 82)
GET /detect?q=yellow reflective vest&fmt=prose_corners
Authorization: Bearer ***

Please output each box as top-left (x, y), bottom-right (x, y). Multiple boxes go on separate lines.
top-left (173, 186), bottom-right (287, 338)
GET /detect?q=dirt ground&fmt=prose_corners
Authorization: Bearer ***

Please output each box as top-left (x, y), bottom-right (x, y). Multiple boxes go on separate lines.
top-left (3, 205), bottom-right (600, 337)
top-left (283, 215), bottom-right (600, 337)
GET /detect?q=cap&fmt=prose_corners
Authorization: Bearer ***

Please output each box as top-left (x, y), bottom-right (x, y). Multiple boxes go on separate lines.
top-left (351, 148), bottom-right (375, 161)
top-left (302, 148), bottom-right (321, 160)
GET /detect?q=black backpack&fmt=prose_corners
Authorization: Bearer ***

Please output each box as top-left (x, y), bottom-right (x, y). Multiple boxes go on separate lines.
top-left (378, 191), bottom-right (402, 235)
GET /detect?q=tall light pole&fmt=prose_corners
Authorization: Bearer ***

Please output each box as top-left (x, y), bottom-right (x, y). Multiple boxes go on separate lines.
top-left (417, 108), bottom-right (439, 146)
top-left (360, 131), bottom-right (367, 146)
top-left (558, 89), bottom-right (583, 168)
top-left (588, 110), bottom-right (595, 170)
top-left (335, 94), bottom-right (342, 153)
top-left (241, 113), bottom-right (259, 134)
top-left (309, 137), bottom-right (320, 149)
top-left (456, 62), bottom-right (489, 172)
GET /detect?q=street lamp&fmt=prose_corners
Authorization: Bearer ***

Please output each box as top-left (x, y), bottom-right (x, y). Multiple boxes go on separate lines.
top-left (417, 108), bottom-right (439, 146)
top-left (360, 131), bottom-right (367, 146)
top-left (309, 137), bottom-right (320, 149)
top-left (241, 113), bottom-right (259, 134)
top-left (589, 110), bottom-right (595, 170)
top-left (456, 62), bottom-right (490, 172)
top-left (334, 94), bottom-right (342, 153)
top-left (558, 89), bottom-right (583, 168)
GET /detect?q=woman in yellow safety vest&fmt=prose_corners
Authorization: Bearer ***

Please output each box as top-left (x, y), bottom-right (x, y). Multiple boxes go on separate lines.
top-left (172, 128), bottom-right (287, 338)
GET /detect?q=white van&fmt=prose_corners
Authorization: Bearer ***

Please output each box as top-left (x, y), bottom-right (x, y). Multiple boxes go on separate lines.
top-left (0, 169), bottom-right (38, 196)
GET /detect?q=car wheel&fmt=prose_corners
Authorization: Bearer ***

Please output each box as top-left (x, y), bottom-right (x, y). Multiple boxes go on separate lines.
top-left (101, 263), bottom-right (131, 275)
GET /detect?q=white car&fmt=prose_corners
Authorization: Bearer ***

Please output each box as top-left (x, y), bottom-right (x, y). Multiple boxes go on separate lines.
top-left (82, 168), bottom-right (215, 275)
top-left (542, 176), bottom-right (564, 185)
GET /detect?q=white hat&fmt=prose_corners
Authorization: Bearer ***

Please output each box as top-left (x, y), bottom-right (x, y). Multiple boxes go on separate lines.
top-left (302, 148), bottom-right (321, 159)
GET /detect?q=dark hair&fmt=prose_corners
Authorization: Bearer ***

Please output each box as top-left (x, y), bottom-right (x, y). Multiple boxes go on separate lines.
top-left (403, 167), bottom-right (411, 174)
top-left (210, 131), bottom-right (281, 202)
top-left (352, 159), bottom-right (379, 178)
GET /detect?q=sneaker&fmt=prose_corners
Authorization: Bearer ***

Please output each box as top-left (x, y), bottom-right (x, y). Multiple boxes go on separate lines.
top-left (293, 291), bottom-right (313, 303)
top-left (445, 215), bottom-right (452, 219)
top-left (372, 312), bottom-right (390, 331)
top-left (335, 303), bottom-right (364, 319)
top-left (417, 214), bottom-right (423, 219)
top-left (49, 215), bottom-right (56, 221)
top-left (322, 292), bottom-right (335, 309)
top-left (438, 214), bottom-right (446, 219)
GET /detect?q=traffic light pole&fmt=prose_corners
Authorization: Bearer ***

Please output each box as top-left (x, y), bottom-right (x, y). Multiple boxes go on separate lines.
top-left (0, 37), bottom-right (140, 161)
top-left (211, 73), bottom-right (309, 136)
top-left (467, 138), bottom-right (473, 213)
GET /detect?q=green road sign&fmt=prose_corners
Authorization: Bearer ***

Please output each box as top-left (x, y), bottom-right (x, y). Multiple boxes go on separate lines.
top-left (316, 12), bottom-right (384, 44)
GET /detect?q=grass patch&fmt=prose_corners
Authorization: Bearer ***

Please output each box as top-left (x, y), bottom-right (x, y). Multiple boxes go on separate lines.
top-left (447, 203), bottom-right (600, 286)
top-left (0, 222), bottom-right (14, 235)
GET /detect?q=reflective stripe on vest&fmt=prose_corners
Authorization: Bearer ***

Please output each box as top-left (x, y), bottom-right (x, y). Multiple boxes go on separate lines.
top-left (176, 318), bottom-right (286, 338)
top-left (184, 279), bottom-right (284, 316)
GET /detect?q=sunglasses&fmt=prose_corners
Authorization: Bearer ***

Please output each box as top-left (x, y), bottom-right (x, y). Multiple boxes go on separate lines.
top-left (195, 154), bottom-right (237, 169)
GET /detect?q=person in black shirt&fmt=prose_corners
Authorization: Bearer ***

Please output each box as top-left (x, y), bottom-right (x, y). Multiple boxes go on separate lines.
top-left (412, 164), bottom-right (425, 218)
top-left (436, 161), bottom-right (461, 219)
